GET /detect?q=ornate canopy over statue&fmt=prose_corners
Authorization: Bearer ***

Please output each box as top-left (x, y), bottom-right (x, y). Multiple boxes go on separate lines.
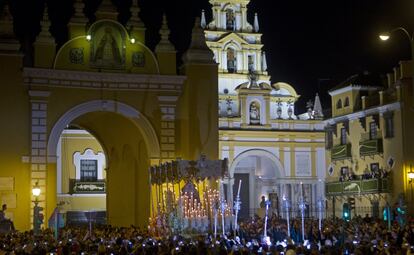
top-left (149, 155), bottom-right (228, 185)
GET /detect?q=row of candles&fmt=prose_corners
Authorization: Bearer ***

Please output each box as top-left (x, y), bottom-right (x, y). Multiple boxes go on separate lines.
top-left (150, 180), bottom-right (241, 234)
top-left (179, 189), bottom-right (233, 231)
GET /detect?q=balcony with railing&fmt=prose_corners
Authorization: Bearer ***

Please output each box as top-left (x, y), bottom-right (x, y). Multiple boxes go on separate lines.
top-left (359, 132), bottom-right (383, 157)
top-left (326, 177), bottom-right (390, 196)
top-left (331, 138), bottom-right (352, 161)
top-left (69, 179), bottom-right (106, 194)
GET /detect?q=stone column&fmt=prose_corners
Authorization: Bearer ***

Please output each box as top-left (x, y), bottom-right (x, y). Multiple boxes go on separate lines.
top-left (158, 96), bottom-right (178, 162)
top-left (29, 90), bottom-right (51, 228)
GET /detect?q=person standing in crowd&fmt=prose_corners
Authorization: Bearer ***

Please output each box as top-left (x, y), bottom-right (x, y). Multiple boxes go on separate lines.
top-left (260, 196), bottom-right (266, 208)
top-left (0, 204), bottom-right (15, 232)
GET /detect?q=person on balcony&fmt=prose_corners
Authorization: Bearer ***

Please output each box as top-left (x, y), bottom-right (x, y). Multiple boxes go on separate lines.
top-left (347, 170), bottom-right (357, 181)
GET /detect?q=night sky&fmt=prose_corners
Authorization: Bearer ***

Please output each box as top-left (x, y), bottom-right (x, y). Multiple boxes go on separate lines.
top-left (4, 0), bottom-right (414, 112)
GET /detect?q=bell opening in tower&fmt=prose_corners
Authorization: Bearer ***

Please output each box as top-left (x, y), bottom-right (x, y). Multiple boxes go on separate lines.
top-left (226, 9), bottom-right (235, 31)
top-left (227, 48), bottom-right (237, 73)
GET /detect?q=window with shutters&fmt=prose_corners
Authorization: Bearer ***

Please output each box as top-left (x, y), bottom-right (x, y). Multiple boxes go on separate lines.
top-left (80, 159), bottom-right (98, 182)
top-left (340, 127), bottom-right (347, 145)
top-left (369, 121), bottom-right (377, 140)
top-left (385, 115), bottom-right (394, 138)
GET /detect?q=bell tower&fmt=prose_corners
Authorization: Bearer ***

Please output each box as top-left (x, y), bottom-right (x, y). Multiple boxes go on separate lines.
top-left (203, 0), bottom-right (270, 116)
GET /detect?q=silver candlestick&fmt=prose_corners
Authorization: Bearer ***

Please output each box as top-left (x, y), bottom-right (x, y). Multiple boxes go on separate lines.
top-left (282, 195), bottom-right (291, 237)
top-left (263, 199), bottom-right (271, 238)
top-left (220, 198), bottom-right (227, 236)
top-left (317, 197), bottom-right (324, 232)
top-left (233, 180), bottom-right (242, 232)
top-left (298, 182), bottom-right (307, 243)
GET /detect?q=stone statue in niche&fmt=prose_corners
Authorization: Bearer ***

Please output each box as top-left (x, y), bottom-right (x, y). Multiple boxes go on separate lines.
top-left (90, 24), bottom-right (125, 69)
top-left (276, 99), bottom-right (282, 119)
top-left (249, 102), bottom-right (260, 125)
top-left (287, 100), bottom-right (293, 119)
top-left (94, 27), bottom-right (121, 64)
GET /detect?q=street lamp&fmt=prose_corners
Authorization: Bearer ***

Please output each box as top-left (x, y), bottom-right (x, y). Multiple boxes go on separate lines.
top-left (408, 165), bottom-right (414, 215)
top-left (379, 27), bottom-right (413, 42)
top-left (408, 165), bottom-right (414, 183)
top-left (379, 32), bottom-right (390, 41)
top-left (379, 27), bottom-right (414, 109)
top-left (32, 182), bottom-right (41, 198)
top-left (32, 181), bottom-right (43, 234)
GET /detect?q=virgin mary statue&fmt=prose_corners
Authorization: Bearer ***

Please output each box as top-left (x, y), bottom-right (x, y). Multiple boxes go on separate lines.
top-left (93, 27), bottom-right (122, 66)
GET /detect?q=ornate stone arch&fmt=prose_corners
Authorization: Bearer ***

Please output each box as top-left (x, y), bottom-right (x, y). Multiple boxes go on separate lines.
top-left (272, 82), bottom-right (300, 99)
top-left (223, 41), bottom-right (242, 51)
top-left (47, 100), bottom-right (161, 162)
top-left (222, 3), bottom-right (236, 11)
top-left (229, 149), bottom-right (286, 179)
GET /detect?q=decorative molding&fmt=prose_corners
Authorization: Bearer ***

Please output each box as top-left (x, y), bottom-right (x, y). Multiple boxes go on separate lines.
top-left (328, 85), bottom-right (381, 96)
top-left (157, 96), bottom-right (179, 102)
top-left (325, 102), bottom-right (401, 125)
top-left (73, 149), bottom-right (106, 180)
top-left (23, 68), bottom-right (186, 92)
top-left (29, 91), bottom-right (51, 98)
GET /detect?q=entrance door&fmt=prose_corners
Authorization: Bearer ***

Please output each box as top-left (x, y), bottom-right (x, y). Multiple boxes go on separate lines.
top-left (233, 173), bottom-right (250, 219)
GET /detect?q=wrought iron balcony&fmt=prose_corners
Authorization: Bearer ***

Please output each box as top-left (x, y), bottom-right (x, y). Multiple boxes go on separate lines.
top-left (331, 143), bottom-right (352, 161)
top-left (359, 133), bottom-right (383, 157)
top-left (69, 179), bottom-right (106, 194)
top-left (325, 177), bottom-right (390, 196)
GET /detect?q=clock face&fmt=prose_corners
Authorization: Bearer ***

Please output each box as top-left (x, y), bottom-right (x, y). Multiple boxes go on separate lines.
top-left (328, 165), bottom-right (334, 176)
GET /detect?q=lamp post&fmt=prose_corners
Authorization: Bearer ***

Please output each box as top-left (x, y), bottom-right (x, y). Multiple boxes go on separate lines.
top-left (379, 27), bottom-right (414, 109)
top-left (32, 181), bottom-right (42, 235)
top-left (408, 165), bottom-right (414, 211)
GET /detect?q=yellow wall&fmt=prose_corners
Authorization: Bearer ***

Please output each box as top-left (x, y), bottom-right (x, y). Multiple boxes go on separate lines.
top-left (56, 130), bottom-right (107, 213)
top-left (326, 61), bottom-right (414, 214)
top-left (0, 14), bottom-right (217, 230)
top-left (331, 90), bottom-right (355, 117)
top-left (0, 53), bottom-right (31, 231)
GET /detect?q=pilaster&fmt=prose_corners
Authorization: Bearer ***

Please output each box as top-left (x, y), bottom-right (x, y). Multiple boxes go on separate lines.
top-left (29, 90), bottom-right (51, 228)
top-left (158, 96), bottom-right (178, 162)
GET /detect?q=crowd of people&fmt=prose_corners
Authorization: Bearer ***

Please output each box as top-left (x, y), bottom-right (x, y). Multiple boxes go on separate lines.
top-left (0, 213), bottom-right (413, 255)
top-left (339, 167), bottom-right (389, 182)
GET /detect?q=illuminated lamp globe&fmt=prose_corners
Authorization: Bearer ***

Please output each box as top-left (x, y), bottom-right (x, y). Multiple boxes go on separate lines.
top-left (408, 171), bottom-right (414, 181)
top-left (130, 38), bottom-right (136, 44)
top-left (32, 182), bottom-right (41, 197)
top-left (86, 35), bottom-right (92, 41)
top-left (379, 32), bottom-right (390, 41)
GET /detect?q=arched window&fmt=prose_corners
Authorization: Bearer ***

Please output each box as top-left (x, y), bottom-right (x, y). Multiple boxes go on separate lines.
top-left (248, 55), bottom-right (255, 73)
top-left (344, 97), bottom-right (350, 107)
top-left (227, 48), bottom-right (237, 73)
top-left (226, 9), bottom-right (235, 30)
top-left (337, 99), bottom-right (342, 109)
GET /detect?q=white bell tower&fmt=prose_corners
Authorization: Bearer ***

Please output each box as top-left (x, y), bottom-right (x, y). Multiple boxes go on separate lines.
top-left (204, 0), bottom-right (270, 117)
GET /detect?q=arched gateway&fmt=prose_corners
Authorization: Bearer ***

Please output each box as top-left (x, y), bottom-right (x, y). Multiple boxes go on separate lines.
top-left (46, 100), bottom-right (161, 227)
top-left (0, 0), bottom-right (218, 230)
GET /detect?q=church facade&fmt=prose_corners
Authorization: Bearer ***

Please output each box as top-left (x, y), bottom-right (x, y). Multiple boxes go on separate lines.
top-left (203, 0), bottom-right (327, 219)
top-left (0, 0), bottom-right (219, 229)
